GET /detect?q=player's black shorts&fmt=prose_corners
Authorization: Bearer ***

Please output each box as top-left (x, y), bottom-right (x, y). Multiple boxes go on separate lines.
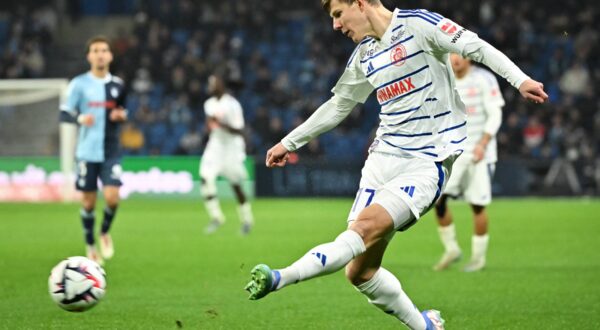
top-left (75, 158), bottom-right (123, 192)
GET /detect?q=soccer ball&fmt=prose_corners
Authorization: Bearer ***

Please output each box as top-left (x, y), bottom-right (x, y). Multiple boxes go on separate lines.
top-left (48, 256), bottom-right (107, 312)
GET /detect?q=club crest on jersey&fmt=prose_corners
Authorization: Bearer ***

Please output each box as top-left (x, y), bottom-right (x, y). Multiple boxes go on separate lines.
top-left (390, 44), bottom-right (407, 67)
top-left (110, 87), bottom-right (119, 98)
top-left (439, 19), bottom-right (461, 35)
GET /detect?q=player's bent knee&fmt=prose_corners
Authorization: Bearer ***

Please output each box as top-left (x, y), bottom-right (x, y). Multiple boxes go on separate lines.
top-left (82, 201), bottom-right (95, 211)
top-left (81, 195), bottom-right (96, 211)
top-left (103, 188), bottom-right (120, 207)
top-left (105, 193), bottom-right (119, 206)
top-left (349, 206), bottom-right (393, 247)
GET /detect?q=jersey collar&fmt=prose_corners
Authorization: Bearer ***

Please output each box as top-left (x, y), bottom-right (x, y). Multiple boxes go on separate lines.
top-left (87, 71), bottom-right (113, 83)
top-left (377, 8), bottom-right (403, 47)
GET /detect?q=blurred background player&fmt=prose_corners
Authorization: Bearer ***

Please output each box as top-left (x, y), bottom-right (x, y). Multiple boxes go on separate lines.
top-left (200, 74), bottom-right (254, 235)
top-left (433, 54), bottom-right (505, 272)
top-left (59, 36), bottom-right (127, 264)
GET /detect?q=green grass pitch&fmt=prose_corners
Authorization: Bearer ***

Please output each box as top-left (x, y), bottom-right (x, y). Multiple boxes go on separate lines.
top-left (1, 198), bottom-right (599, 329)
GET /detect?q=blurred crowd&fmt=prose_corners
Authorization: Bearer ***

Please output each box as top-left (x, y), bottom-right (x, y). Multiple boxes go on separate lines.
top-left (109, 0), bottom-right (368, 159)
top-left (1, 0), bottom-right (598, 187)
top-left (0, 2), bottom-right (57, 78)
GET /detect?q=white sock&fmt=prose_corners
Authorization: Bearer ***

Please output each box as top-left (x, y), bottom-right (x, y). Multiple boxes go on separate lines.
top-left (238, 202), bottom-right (253, 225)
top-left (276, 230), bottom-right (366, 289)
top-left (355, 268), bottom-right (427, 330)
top-left (438, 223), bottom-right (460, 253)
top-left (471, 234), bottom-right (489, 262)
top-left (204, 198), bottom-right (225, 223)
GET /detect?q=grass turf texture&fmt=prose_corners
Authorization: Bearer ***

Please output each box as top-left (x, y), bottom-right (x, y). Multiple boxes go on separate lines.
top-left (0, 198), bottom-right (599, 329)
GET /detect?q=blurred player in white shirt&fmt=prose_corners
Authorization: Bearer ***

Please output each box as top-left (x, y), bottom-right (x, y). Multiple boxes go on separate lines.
top-left (245, 1), bottom-right (547, 329)
top-left (433, 54), bottom-right (504, 272)
top-left (200, 74), bottom-right (253, 235)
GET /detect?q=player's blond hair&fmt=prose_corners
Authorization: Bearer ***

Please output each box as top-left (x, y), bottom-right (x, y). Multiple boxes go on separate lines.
top-left (321, 0), bottom-right (381, 13)
top-left (85, 35), bottom-right (111, 54)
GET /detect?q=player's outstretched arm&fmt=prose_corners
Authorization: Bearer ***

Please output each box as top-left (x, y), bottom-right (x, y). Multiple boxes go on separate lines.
top-left (519, 79), bottom-right (548, 104)
top-left (266, 143), bottom-right (290, 168)
top-left (416, 14), bottom-right (549, 105)
top-left (279, 95), bottom-right (357, 152)
top-left (264, 95), bottom-right (357, 169)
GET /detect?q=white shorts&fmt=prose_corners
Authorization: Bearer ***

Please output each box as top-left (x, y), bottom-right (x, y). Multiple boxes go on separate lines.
top-left (347, 151), bottom-right (457, 231)
top-left (199, 152), bottom-right (248, 184)
top-left (443, 154), bottom-right (495, 206)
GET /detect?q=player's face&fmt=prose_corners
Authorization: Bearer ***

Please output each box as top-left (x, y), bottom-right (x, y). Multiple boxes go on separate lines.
top-left (329, 0), bottom-right (370, 44)
top-left (87, 42), bottom-right (113, 70)
top-left (450, 53), bottom-right (470, 74)
top-left (207, 75), bottom-right (223, 95)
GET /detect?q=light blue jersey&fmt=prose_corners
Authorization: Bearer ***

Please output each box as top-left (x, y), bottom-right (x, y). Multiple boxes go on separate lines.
top-left (60, 72), bottom-right (126, 162)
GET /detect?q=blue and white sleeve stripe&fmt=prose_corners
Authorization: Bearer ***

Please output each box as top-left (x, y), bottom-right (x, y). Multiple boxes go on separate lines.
top-left (397, 9), bottom-right (443, 25)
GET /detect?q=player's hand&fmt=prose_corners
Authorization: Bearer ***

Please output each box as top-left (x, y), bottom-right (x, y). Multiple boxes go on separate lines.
top-left (207, 118), bottom-right (220, 131)
top-left (78, 114), bottom-right (95, 126)
top-left (519, 79), bottom-right (548, 104)
top-left (266, 143), bottom-right (290, 168)
top-left (109, 107), bottom-right (128, 122)
top-left (472, 144), bottom-right (485, 163)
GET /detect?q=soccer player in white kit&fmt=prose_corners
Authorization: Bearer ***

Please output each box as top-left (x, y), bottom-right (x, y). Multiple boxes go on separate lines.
top-left (433, 54), bottom-right (504, 272)
top-left (245, 1), bottom-right (547, 328)
top-left (200, 74), bottom-right (254, 235)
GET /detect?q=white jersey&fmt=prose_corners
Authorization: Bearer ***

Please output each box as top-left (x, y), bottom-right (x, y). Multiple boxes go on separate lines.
top-left (455, 66), bottom-right (505, 162)
top-left (203, 93), bottom-right (246, 160)
top-left (333, 8), bottom-right (527, 161)
top-left (281, 8), bottom-right (528, 162)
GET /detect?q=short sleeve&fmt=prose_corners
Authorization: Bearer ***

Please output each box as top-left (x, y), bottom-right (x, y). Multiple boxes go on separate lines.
top-left (60, 79), bottom-right (81, 114)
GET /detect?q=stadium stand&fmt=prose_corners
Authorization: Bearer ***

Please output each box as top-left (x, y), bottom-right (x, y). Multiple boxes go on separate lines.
top-left (1, 0), bottom-right (598, 194)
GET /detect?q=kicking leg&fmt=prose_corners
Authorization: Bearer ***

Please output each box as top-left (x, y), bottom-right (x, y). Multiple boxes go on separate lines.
top-left (433, 195), bottom-right (461, 271)
top-left (349, 198), bottom-right (444, 330)
top-left (348, 238), bottom-right (431, 329)
top-left (245, 203), bottom-right (393, 300)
